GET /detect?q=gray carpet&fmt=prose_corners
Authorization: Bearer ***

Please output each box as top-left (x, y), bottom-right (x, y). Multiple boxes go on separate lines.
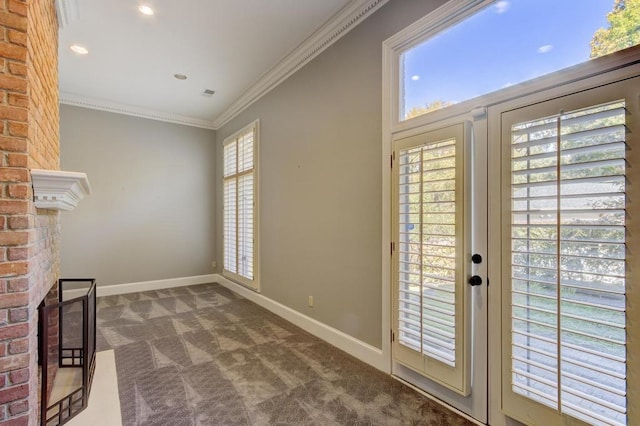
top-left (95, 282), bottom-right (474, 425)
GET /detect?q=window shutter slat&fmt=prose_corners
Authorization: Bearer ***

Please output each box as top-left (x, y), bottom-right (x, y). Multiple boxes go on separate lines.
top-left (398, 138), bottom-right (458, 368)
top-left (223, 178), bottom-right (237, 273)
top-left (238, 173), bottom-right (254, 279)
top-left (223, 142), bottom-right (237, 177)
top-left (223, 124), bottom-right (257, 286)
top-left (510, 100), bottom-right (627, 426)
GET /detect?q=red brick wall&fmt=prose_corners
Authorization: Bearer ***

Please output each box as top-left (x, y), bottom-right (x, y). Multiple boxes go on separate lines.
top-left (0, 0), bottom-right (60, 424)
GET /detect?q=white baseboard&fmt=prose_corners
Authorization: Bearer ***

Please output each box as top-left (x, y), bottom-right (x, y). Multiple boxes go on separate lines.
top-left (63, 274), bottom-right (219, 300)
top-left (213, 274), bottom-right (387, 372)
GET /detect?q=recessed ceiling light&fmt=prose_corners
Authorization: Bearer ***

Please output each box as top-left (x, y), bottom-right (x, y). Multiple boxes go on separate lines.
top-left (174, 73), bottom-right (187, 80)
top-left (138, 4), bottom-right (154, 15)
top-left (70, 44), bottom-right (88, 55)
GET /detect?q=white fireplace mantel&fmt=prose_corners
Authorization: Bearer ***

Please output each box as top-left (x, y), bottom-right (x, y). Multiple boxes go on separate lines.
top-left (30, 169), bottom-right (91, 211)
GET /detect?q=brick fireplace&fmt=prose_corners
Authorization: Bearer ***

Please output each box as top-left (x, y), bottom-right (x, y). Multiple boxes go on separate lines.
top-left (0, 0), bottom-right (61, 425)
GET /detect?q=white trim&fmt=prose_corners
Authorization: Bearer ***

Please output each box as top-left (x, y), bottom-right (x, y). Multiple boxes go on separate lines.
top-left (31, 169), bottom-right (91, 211)
top-left (214, 274), bottom-right (387, 372)
top-left (382, 0), bottom-right (488, 54)
top-left (380, 26), bottom-right (394, 375)
top-left (59, 92), bottom-right (217, 130)
top-left (63, 274), bottom-right (219, 299)
top-left (55, 0), bottom-right (79, 28)
top-left (211, 0), bottom-right (389, 129)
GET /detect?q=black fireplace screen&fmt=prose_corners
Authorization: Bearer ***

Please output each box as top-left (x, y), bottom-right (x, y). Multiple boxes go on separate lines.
top-left (39, 279), bottom-right (97, 426)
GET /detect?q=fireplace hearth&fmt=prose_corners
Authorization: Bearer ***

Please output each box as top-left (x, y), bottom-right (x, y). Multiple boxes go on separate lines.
top-left (38, 279), bottom-right (97, 426)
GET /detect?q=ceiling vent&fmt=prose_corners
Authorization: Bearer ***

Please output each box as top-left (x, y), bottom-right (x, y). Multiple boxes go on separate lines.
top-left (203, 89), bottom-right (215, 97)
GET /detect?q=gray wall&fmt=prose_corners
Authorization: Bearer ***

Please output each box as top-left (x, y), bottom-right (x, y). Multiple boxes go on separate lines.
top-left (60, 105), bottom-right (217, 286)
top-left (216, 0), bottom-right (446, 348)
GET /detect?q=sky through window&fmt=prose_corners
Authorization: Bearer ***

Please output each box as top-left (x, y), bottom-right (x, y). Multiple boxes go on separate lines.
top-left (402, 0), bottom-right (632, 119)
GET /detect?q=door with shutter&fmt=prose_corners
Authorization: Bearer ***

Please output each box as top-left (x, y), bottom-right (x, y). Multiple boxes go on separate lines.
top-left (392, 119), bottom-right (487, 421)
top-left (494, 76), bottom-right (639, 425)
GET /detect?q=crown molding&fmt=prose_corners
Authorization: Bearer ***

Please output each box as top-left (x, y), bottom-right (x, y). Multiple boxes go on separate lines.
top-left (59, 92), bottom-right (217, 130)
top-left (211, 0), bottom-right (389, 129)
top-left (55, 0), bottom-right (79, 28)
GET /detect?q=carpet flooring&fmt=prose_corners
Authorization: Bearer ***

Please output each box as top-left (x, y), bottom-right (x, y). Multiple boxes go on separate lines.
top-left (95, 282), bottom-right (474, 425)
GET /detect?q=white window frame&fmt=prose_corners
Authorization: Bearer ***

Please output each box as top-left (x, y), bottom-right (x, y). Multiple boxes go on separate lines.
top-left (223, 119), bottom-right (260, 291)
top-left (382, 0), bottom-right (490, 132)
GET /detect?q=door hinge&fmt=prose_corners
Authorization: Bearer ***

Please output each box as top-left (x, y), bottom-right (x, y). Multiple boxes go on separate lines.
top-left (391, 329), bottom-right (395, 342)
top-left (390, 152), bottom-right (395, 168)
top-left (390, 242), bottom-right (395, 255)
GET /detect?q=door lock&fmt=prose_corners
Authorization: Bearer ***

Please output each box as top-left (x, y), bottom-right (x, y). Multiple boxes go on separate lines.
top-left (469, 275), bottom-right (483, 286)
top-left (471, 253), bottom-right (482, 264)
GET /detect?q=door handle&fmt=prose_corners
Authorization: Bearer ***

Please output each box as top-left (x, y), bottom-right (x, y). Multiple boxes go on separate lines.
top-left (469, 275), bottom-right (482, 286)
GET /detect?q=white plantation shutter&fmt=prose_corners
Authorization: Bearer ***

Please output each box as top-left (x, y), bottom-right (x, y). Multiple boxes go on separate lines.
top-left (223, 123), bottom-right (258, 288)
top-left (398, 139), bottom-right (458, 366)
top-left (393, 123), bottom-right (470, 396)
top-left (509, 100), bottom-right (627, 425)
top-left (238, 173), bottom-right (253, 278)
top-left (238, 131), bottom-right (253, 173)
top-left (223, 179), bottom-right (237, 273)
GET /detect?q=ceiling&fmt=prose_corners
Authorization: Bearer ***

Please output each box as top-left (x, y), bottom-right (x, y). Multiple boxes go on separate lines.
top-left (57, 0), bottom-right (384, 129)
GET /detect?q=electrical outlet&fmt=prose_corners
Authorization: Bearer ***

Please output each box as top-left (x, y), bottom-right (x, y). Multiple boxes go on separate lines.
top-left (211, 261), bottom-right (217, 268)
top-left (308, 296), bottom-right (314, 307)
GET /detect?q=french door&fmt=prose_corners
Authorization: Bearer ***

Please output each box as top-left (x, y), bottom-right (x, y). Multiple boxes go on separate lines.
top-left (391, 116), bottom-right (488, 422)
top-left (391, 73), bottom-right (638, 426)
top-left (490, 76), bottom-right (639, 426)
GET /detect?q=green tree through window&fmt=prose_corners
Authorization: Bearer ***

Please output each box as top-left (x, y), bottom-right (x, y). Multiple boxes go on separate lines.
top-left (591, 0), bottom-right (640, 58)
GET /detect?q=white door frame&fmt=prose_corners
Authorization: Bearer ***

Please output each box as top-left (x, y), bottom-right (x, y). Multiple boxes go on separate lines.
top-left (389, 112), bottom-right (489, 422)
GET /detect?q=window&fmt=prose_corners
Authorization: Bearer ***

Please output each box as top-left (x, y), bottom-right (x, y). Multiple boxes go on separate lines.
top-left (223, 120), bottom-right (259, 289)
top-left (399, 0), bottom-right (640, 121)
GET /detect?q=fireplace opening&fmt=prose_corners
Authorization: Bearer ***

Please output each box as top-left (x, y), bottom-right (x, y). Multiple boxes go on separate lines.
top-left (38, 279), bottom-right (97, 426)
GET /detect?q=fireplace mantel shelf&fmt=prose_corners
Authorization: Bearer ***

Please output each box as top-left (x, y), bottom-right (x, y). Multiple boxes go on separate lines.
top-left (31, 169), bottom-right (91, 211)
